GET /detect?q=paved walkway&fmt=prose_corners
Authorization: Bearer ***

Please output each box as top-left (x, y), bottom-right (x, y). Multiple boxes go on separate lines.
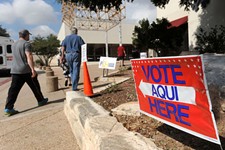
top-left (0, 61), bottom-right (130, 150)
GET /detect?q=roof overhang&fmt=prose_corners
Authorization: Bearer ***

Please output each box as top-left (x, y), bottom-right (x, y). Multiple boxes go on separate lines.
top-left (169, 16), bottom-right (188, 28)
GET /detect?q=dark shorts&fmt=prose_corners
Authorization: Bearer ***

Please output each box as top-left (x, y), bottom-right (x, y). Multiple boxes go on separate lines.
top-left (117, 56), bottom-right (124, 60)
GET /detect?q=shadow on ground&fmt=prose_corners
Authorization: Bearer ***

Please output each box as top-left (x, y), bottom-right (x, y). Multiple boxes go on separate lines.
top-left (157, 124), bottom-right (224, 150)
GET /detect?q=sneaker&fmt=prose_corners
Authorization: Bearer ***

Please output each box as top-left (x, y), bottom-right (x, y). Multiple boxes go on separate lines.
top-left (74, 88), bottom-right (80, 91)
top-left (4, 109), bottom-right (19, 116)
top-left (38, 98), bottom-right (48, 106)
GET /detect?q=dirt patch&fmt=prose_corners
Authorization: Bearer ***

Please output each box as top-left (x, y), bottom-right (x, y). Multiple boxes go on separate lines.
top-left (92, 69), bottom-right (225, 150)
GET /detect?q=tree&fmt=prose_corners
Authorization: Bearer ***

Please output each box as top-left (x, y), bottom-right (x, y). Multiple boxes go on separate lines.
top-left (150, 0), bottom-right (210, 11)
top-left (32, 34), bottom-right (60, 66)
top-left (0, 25), bottom-right (10, 37)
top-left (132, 19), bottom-right (151, 54)
top-left (56, 0), bottom-right (210, 12)
top-left (56, 0), bottom-right (126, 11)
top-left (132, 18), bottom-right (185, 56)
top-left (195, 25), bottom-right (225, 54)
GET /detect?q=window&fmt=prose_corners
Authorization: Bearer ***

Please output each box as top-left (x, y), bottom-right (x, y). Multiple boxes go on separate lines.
top-left (0, 56), bottom-right (3, 64)
top-left (7, 45), bottom-right (12, 53)
top-left (0, 46), bottom-right (2, 54)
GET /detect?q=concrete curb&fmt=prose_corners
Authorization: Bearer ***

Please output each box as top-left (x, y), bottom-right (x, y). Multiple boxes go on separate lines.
top-left (93, 77), bottom-right (130, 93)
top-left (64, 91), bottom-right (160, 150)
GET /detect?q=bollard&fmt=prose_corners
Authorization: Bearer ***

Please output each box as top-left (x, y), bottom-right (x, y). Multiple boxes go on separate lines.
top-left (46, 76), bottom-right (58, 92)
top-left (45, 70), bottom-right (54, 76)
top-left (45, 66), bottom-right (52, 71)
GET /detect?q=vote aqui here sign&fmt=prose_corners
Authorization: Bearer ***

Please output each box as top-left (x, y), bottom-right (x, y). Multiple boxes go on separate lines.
top-left (131, 55), bottom-right (220, 144)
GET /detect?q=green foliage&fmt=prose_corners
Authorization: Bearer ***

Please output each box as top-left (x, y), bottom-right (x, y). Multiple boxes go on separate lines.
top-left (56, 0), bottom-right (131, 11)
top-left (0, 25), bottom-right (10, 37)
top-left (150, 0), bottom-right (170, 8)
top-left (32, 34), bottom-right (60, 66)
top-left (195, 25), bottom-right (225, 54)
top-left (105, 82), bottom-right (121, 93)
top-left (56, 0), bottom-right (210, 11)
top-left (132, 19), bottom-right (151, 53)
top-left (151, 0), bottom-right (210, 11)
top-left (35, 59), bottom-right (44, 66)
top-left (132, 18), bottom-right (185, 56)
top-left (118, 66), bottom-right (128, 75)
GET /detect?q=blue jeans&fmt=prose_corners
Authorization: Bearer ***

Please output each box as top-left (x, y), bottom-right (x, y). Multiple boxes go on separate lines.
top-left (66, 52), bottom-right (81, 90)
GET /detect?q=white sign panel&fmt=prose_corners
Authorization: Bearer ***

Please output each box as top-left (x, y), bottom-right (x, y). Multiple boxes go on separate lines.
top-left (140, 52), bottom-right (147, 59)
top-left (81, 44), bottom-right (87, 62)
top-left (99, 57), bottom-right (117, 70)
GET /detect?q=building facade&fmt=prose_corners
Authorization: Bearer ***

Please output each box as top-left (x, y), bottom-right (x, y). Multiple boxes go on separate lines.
top-left (58, 21), bottom-right (136, 61)
top-left (157, 0), bottom-right (225, 53)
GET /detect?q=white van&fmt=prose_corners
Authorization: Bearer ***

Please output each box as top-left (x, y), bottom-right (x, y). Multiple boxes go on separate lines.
top-left (0, 36), bottom-right (14, 72)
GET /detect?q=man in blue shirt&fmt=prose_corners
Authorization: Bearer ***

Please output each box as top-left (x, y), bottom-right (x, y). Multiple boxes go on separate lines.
top-left (60, 27), bottom-right (85, 91)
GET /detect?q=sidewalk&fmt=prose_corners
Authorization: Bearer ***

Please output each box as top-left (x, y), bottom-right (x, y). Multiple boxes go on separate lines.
top-left (0, 69), bottom-right (79, 150)
top-left (0, 61), bottom-right (130, 150)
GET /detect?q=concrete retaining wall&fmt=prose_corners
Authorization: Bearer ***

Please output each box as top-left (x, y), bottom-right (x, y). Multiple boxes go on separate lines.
top-left (64, 91), bottom-right (160, 150)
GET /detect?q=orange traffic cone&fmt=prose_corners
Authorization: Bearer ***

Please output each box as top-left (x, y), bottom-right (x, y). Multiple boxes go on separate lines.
top-left (83, 62), bottom-right (94, 96)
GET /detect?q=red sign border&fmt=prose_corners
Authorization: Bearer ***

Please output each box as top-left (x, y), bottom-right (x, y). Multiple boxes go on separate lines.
top-left (131, 55), bottom-right (221, 145)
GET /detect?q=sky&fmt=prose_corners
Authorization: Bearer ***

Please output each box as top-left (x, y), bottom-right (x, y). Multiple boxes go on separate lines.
top-left (0, 0), bottom-right (156, 40)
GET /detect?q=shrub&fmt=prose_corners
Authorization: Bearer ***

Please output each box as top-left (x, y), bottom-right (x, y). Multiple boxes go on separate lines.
top-left (195, 25), bottom-right (225, 54)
